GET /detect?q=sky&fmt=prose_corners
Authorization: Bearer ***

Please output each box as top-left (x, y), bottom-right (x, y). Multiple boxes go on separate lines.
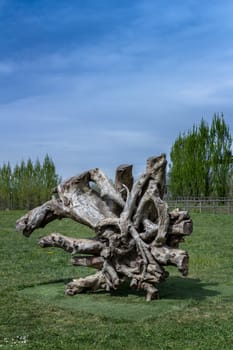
top-left (1, 0), bottom-right (233, 180)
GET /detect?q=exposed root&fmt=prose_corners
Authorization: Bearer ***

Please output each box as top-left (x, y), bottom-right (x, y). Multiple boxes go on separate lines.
top-left (16, 154), bottom-right (193, 301)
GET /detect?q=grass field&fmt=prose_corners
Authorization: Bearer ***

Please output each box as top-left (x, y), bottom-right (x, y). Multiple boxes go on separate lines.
top-left (0, 210), bottom-right (232, 349)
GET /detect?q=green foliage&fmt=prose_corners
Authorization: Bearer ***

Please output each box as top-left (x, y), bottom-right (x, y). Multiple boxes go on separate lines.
top-left (169, 114), bottom-right (232, 197)
top-left (0, 211), bottom-right (233, 349)
top-left (0, 155), bottom-right (60, 209)
top-left (0, 162), bottom-right (12, 209)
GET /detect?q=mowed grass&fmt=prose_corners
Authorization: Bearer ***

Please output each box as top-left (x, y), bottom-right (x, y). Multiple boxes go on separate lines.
top-left (0, 211), bottom-right (232, 349)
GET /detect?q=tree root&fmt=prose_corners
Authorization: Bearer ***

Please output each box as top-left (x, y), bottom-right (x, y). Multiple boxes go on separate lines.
top-left (16, 154), bottom-right (193, 301)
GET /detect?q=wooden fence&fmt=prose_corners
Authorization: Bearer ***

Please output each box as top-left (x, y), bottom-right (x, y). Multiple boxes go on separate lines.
top-left (0, 195), bottom-right (233, 214)
top-left (166, 197), bottom-right (233, 214)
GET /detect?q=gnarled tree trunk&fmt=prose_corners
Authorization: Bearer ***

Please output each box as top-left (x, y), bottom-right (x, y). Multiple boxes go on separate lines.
top-left (16, 154), bottom-right (193, 301)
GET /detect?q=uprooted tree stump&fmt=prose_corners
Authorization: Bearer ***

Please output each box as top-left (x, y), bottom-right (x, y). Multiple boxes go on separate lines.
top-left (16, 154), bottom-right (193, 301)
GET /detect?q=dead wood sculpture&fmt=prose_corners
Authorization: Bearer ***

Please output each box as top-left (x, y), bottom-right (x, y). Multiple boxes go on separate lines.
top-left (16, 154), bottom-right (193, 301)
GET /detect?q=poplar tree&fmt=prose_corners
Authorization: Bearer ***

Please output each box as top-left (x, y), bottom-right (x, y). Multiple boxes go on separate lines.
top-left (0, 155), bottom-right (60, 209)
top-left (41, 154), bottom-right (60, 203)
top-left (209, 115), bottom-right (232, 197)
top-left (0, 162), bottom-right (12, 208)
top-left (169, 114), bottom-right (232, 197)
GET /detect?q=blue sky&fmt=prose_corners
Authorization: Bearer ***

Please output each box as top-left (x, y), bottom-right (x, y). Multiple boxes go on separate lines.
top-left (1, 0), bottom-right (233, 179)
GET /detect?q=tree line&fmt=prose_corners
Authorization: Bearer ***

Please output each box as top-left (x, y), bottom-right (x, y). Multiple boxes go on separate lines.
top-left (0, 155), bottom-right (60, 209)
top-left (169, 114), bottom-right (232, 198)
top-left (0, 115), bottom-right (232, 209)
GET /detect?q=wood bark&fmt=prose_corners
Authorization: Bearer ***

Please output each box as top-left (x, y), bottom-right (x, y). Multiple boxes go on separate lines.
top-left (16, 154), bottom-right (193, 301)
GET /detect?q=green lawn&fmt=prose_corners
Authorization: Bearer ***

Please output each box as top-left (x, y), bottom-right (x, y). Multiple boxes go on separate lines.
top-left (0, 210), bottom-right (232, 349)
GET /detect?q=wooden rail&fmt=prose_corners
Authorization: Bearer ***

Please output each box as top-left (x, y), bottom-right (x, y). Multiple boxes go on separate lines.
top-left (1, 196), bottom-right (233, 214)
top-left (166, 197), bottom-right (233, 214)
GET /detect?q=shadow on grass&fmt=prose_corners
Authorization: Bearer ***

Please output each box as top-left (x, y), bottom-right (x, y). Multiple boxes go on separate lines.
top-left (107, 276), bottom-right (219, 301)
top-left (20, 276), bottom-right (220, 301)
top-left (18, 278), bottom-right (72, 290)
top-left (37, 278), bottom-right (72, 286)
top-left (159, 276), bottom-right (219, 300)
top-left (31, 276), bottom-right (219, 301)
top-left (19, 276), bottom-right (221, 321)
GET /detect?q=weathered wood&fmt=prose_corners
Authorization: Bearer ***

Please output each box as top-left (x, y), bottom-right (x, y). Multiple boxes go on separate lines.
top-left (71, 256), bottom-right (104, 269)
top-left (146, 154), bottom-right (167, 198)
top-left (115, 164), bottom-right (134, 201)
top-left (39, 233), bottom-right (103, 255)
top-left (16, 154), bottom-right (193, 301)
top-left (66, 271), bottom-right (107, 295)
top-left (151, 246), bottom-right (189, 276)
top-left (168, 220), bottom-right (193, 235)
